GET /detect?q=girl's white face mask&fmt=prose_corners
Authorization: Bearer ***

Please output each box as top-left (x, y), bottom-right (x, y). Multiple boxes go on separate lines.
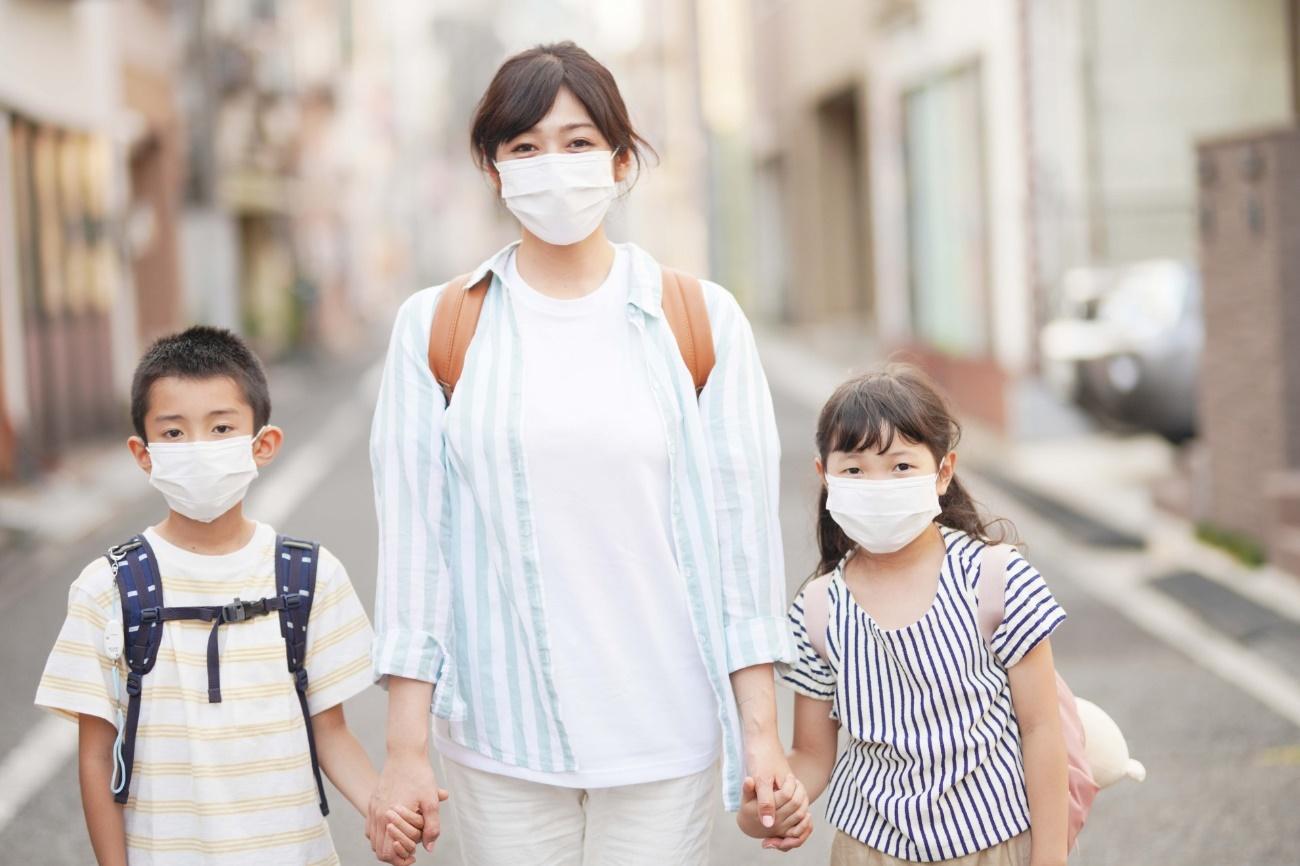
top-left (146, 430), bottom-right (265, 523)
top-left (494, 149), bottom-right (619, 246)
top-left (826, 472), bottom-right (943, 554)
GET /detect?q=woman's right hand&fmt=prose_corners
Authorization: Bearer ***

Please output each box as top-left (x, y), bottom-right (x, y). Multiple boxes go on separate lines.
top-left (367, 754), bottom-right (449, 863)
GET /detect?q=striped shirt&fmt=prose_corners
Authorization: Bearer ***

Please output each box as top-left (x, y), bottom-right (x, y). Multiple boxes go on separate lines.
top-left (369, 240), bottom-right (794, 809)
top-left (779, 528), bottom-right (1066, 862)
top-left (35, 522), bottom-right (374, 866)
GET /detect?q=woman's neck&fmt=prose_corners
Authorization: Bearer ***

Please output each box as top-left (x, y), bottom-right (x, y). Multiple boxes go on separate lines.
top-left (515, 227), bottom-right (616, 299)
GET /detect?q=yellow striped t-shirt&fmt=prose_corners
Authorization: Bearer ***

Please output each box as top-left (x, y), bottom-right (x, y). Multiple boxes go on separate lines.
top-left (35, 522), bottom-right (374, 866)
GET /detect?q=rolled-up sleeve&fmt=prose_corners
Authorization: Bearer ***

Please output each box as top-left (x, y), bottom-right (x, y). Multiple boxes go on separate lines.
top-left (370, 288), bottom-right (455, 690)
top-left (698, 282), bottom-right (796, 672)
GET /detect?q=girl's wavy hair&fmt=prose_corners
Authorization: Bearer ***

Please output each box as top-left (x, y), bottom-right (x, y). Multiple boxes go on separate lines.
top-left (813, 363), bottom-right (1019, 577)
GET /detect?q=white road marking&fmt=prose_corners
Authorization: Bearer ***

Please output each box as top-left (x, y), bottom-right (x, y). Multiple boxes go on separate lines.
top-left (0, 716), bottom-right (79, 831)
top-left (0, 358), bottom-right (385, 834)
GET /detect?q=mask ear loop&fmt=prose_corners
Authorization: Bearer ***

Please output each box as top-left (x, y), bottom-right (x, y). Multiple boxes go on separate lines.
top-left (103, 618), bottom-right (128, 795)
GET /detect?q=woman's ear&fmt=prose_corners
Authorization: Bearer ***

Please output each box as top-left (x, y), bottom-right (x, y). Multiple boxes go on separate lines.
top-left (937, 451), bottom-right (958, 495)
top-left (128, 436), bottom-right (151, 475)
top-left (613, 148), bottom-right (632, 185)
top-left (252, 426), bottom-right (284, 468)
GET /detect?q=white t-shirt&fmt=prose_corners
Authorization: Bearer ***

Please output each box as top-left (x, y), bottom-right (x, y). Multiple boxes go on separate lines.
top-left (435, 245), bottom-right (720, 787)
top-left (36, 521), bottom-right (375, 866)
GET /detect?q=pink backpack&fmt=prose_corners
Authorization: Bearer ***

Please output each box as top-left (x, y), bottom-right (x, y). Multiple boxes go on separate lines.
top-left (802, 543), bottom-right (1100, 851)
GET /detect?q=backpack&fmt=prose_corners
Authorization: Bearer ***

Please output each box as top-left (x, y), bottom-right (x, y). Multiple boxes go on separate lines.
top-left (801, 543), bottom-right (1110, 852)
top-left (427, 267), bottom-right (715, 401)
top-left (103, 533), bottom-right (330, 815)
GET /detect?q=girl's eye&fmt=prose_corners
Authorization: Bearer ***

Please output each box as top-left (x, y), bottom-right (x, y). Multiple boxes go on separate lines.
top-left (843, 467), bottom-right (862, 475)
top-left (894, 463), bottom-right (913, 472)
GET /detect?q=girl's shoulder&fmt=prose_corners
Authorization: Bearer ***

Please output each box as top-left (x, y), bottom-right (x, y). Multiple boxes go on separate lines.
top-left (939, 526), bottom-right (993, 589)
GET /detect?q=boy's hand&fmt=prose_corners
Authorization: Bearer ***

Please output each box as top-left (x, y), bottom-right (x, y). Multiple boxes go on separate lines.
top-left (383, 804), bottom-right (426, 866)
top-left (736, 773), bottom-right (812, 850)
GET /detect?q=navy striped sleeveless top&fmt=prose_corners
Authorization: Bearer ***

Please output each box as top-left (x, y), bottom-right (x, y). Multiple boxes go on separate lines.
top-left (779, 528), bottom-right (1066, 862)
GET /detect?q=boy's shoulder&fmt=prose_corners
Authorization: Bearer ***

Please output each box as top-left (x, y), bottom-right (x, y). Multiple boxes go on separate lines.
top-left (70, 551), bottom-right (117, 602)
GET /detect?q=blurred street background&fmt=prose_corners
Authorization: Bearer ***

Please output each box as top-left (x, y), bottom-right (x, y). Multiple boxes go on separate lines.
top-left (1, 1), bottom-right (1299, 864)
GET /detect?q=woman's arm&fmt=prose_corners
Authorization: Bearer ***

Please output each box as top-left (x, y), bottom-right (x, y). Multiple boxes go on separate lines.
top-left (78, 714), bottom-right (127, 866)
top-left (368, 291), bottom-right (457, 860)
top-left (697, 286), bottom-right (798, 812)
top-left (1009, 639), bottom-right (1069, 866)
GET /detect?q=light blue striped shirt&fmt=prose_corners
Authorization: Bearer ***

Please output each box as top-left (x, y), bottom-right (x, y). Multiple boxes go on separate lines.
top-left (369, 240), bottom-right (795, 809)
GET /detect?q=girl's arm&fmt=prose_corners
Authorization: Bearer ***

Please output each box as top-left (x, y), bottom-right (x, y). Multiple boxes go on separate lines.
top-left (738, 694), bottom-right (839, 851)
top-left (1008, 639), bottom-right (1069, 866)
top-left (788, 693), bottom-right (840, 803)
top-left (78, 714), bottom-right (127, 866)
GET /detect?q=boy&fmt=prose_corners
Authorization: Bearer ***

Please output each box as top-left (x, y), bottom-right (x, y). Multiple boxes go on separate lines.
top-left (35, 326), bottom-right (426, 865)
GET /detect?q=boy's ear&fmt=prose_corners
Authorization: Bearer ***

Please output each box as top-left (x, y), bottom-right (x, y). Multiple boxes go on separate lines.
top-left (127, 436), bottom-right (152, 474)
top-left (252, 426), bottom-right (283, 467)
top-left (937, 451), bottom-right (958, 495)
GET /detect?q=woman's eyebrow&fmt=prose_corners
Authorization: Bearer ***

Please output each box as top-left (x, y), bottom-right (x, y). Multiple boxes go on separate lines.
top-left (560, 122), bottom-right (597, 132)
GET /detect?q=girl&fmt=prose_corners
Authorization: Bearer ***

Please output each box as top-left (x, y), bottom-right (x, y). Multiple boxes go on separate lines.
top-left (367, 42), bottom-right (795, 866)
top-left (742, 365), bottom-right (1069, 866)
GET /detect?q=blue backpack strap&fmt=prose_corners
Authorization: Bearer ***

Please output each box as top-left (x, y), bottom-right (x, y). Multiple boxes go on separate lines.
top-left (276, 534), bottom-right (329, 816)
top-left (106, 535), bottom-right (166, 805)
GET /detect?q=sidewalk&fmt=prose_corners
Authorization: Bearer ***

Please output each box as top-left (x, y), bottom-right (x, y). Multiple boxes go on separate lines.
top-left (757, 325), bottom-right (1300, 727)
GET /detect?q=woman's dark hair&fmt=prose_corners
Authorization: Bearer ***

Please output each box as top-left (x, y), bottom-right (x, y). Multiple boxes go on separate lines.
top-left (812, 363), bottom-right (1018, 577)
top-left (469, 41), bottom-right (656, 176)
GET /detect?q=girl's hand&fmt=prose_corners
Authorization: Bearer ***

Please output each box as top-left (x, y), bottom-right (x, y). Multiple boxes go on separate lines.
top-left (737, 774), bottom-right (812, 850)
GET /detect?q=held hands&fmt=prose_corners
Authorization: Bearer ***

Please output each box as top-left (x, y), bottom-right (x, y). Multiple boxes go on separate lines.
top-left (366, 755), bottom-right (450, 864)
top-left (737, 773), bottom-right (812, 852)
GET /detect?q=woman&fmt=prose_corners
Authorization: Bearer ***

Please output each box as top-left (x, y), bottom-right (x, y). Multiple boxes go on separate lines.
top-left (365, 42), bottom-right (799, 865)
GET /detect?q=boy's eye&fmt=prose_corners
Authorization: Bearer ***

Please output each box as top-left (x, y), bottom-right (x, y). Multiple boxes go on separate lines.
top-left (161, 429), bottom-right (183, 440)
top-left (213, 424), bottom-right (235, 435)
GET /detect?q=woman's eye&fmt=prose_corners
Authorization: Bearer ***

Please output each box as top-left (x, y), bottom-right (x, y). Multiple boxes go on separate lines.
top-left (510, 143), bottom-right (536, 154)
top-left (569, 138), bottom-right (594, 148)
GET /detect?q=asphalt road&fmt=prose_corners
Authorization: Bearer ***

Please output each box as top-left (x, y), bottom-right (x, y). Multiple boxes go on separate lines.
top-left (0, 342), bottom-right (1296, 865)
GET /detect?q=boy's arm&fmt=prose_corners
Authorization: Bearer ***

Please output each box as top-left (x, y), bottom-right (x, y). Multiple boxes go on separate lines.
top-left (78, 714), bottom-right (126, 866)
top-left (312, 704), bottom-right (378, 818)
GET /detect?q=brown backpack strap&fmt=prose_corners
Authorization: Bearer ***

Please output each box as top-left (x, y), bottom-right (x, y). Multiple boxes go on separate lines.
top-left (428, 273), bottom-right (491, 402)
top-left (427, 266), bottom-right (715, 402)
top-left (660, 268), bottom-right (715, 395)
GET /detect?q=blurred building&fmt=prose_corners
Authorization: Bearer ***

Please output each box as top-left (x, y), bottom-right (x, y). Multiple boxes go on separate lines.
top-left (747, 0), bottom-right (1294, 433)
top-left (0, 0), bottom-right (184, 479)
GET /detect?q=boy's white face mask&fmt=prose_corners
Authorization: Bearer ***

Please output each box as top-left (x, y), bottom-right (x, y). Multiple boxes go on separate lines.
top-left (146, 430), bottom-right (265, 523)
top-left (826, 472), bottom-right (942, 554)
top-left (494, 149), bottom-right (619, 246)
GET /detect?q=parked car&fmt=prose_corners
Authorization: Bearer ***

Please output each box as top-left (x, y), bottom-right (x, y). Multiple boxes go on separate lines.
top-left (1040, 259), bottom-right (1202, 443)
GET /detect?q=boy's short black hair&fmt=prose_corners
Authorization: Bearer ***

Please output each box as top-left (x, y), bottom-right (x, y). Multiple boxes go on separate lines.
top-left (130, 326), bottom-right (271, 440)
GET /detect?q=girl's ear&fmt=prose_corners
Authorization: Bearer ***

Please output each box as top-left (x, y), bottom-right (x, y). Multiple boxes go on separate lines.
top-left (937, 451), bottom-right (958, 495)
top-left (814, 457), bottom-right (827, 487)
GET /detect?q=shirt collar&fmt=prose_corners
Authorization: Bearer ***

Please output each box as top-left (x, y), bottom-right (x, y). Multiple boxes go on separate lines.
top-left (459, 240), bottom-right (665, 318)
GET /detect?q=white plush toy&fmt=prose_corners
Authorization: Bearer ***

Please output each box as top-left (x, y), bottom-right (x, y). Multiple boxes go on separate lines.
top-left (1076, 697), bottom-right (1147, 788)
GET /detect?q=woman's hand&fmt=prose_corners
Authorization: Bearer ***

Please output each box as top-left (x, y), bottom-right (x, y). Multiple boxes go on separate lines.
top-left (737, 773), bottom-right (812, 851)
top-left (366, 756), bottom-right (448, 863)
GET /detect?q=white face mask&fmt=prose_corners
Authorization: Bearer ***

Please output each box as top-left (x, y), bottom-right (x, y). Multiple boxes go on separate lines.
top-left (146, 430), bottom-right (265, 523)
top-left (826, 472), bottom-right (943, 554)
top-left (494, 149), bottom-right (619, 245)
